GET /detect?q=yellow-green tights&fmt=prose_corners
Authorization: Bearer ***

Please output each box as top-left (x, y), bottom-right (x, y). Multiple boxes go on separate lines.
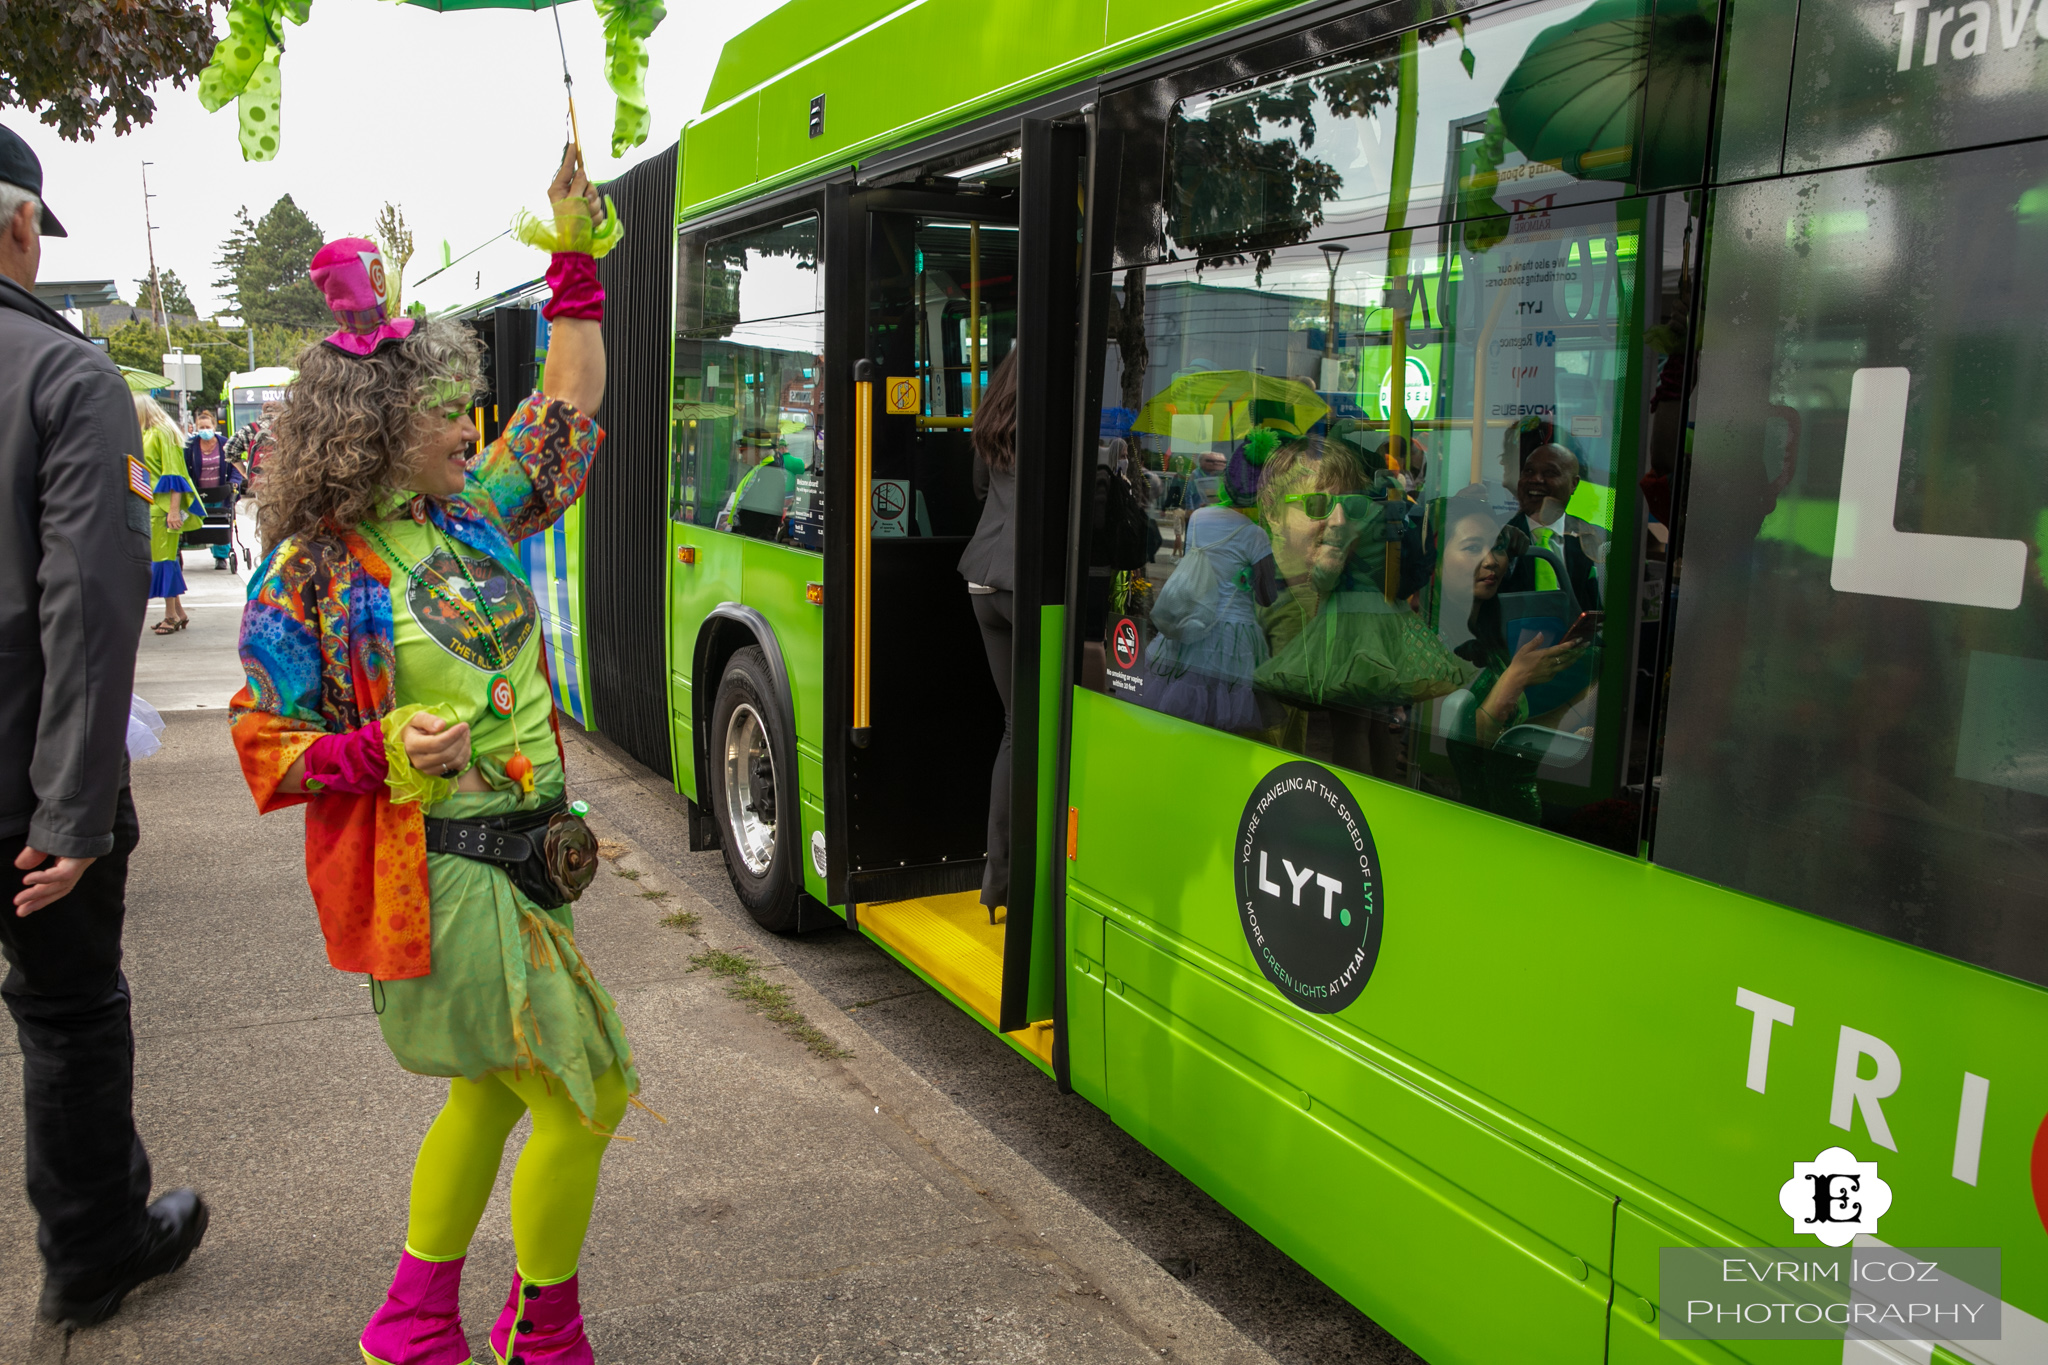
top-left (402, 1064), bottom-right (628, 1284)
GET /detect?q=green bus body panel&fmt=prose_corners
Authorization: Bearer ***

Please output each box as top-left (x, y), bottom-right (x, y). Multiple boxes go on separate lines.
top-left (667, 523), bottom-right (832, 905)
top-left (1028, 604), bottom-right (1063, 1024)
top-left (701, 0), bottom-right (902, 110)
top-left (660, 6), bottom-right (2048, 1359)
top-left (680, 0), bottom-right (1311, 219)
top-left (1103, 952), bottom-right (1613, 1362)
top-left (1068, 689), bottom-right (2048, 1338)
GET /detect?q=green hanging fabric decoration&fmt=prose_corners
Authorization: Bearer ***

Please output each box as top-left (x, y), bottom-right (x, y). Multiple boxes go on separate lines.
top-left (196, 0), bottom-right (311, 162)
top-left (592, 0), bottom-right (667, 157)
top-left (510, 194), bottom-right (625, 259)
top-left (238, 50), bottom-right (284, 161)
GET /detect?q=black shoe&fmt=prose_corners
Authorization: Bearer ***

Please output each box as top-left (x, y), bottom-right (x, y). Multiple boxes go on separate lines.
top-left (38, 1188), bottom-right (210, 1327)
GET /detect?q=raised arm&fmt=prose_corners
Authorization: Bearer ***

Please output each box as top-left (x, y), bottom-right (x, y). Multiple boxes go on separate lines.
top-left (539, 146), bottom-right (607, 416)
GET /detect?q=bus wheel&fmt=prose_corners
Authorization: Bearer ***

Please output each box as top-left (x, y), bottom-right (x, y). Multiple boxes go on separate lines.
top-left (709, 646), bottom-right (801, 932)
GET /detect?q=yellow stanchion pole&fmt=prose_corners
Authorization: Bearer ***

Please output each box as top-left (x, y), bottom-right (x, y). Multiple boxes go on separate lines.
top-left (852, 365), bottom-right (875, 746)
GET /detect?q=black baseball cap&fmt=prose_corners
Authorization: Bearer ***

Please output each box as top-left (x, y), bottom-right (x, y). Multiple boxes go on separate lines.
top-left (0, 124), bottom-right (66, 237)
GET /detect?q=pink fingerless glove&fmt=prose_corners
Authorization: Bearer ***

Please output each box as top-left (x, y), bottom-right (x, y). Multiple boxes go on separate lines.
top-left (301, 721), bottom-right (389, 795)
top-left (542, 252), bottom-right (605, 322)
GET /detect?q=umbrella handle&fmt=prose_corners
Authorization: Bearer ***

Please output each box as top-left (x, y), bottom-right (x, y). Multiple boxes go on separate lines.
top-left (567, 87), bottom-right (583, 163)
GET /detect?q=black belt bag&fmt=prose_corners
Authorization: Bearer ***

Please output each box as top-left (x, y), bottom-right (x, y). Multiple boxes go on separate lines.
top-left (422, 799), bottom-right (598, 910)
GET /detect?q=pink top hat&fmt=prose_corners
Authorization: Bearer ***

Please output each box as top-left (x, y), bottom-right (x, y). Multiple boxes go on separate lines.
top-left (310, 237), bottom-right (415, 357)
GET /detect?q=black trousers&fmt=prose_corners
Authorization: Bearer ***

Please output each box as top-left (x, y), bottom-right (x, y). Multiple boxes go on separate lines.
top-left (971, 590), bottom-right (1013, 910)
top-left (0, 789), bottom-right (152, 1285)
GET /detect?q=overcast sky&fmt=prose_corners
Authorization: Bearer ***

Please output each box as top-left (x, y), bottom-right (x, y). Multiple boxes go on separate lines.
top-left (11, 0), bottom-right (786, 316)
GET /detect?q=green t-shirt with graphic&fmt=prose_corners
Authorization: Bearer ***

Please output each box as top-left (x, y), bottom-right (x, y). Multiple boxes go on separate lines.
top-left (365, 500), bottom-right (554, 766)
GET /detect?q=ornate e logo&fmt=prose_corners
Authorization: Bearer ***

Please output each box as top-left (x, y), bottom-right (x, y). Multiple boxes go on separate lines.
top-left (1779, 1146), bottom-right (1893, 1247)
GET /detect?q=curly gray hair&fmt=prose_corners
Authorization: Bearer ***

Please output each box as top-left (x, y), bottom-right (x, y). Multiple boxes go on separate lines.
top-left (262, 318), bottom-right (485, 544)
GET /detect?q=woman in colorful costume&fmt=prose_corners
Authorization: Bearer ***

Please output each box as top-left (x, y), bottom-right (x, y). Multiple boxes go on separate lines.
top-left (140, 394), bottom-right (199, 632)
top-left (230, 148), bottom-right (629, 1365)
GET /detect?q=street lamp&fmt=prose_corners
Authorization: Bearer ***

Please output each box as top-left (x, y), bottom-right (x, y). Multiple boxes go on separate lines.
top-left (1319, 243), bottom-right (1347, 395)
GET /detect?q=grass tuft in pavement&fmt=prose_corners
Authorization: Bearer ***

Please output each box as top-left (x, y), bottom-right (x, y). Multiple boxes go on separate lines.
top-left (659, 907), bottom-right (701, 934)
top-left (613, 866), bottom-right (642, 881)
top-left (687, 949), bottom-right (851, 1059)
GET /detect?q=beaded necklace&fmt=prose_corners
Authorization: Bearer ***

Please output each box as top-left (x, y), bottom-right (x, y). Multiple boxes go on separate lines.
top-left (361, 517), bottom-right (536, 793)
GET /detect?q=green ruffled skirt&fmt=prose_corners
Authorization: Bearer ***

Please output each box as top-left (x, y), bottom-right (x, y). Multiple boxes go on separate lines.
top-left (376, 760), bottom-right (637, 1126)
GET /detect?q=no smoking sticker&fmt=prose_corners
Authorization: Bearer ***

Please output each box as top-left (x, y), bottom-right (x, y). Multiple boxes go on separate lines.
top-left (1111, 617), bottom-right (1140, 670)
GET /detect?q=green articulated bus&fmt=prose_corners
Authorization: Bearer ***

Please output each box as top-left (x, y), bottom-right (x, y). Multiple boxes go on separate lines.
top-left (479, 0), bottom-right (2048, 1359)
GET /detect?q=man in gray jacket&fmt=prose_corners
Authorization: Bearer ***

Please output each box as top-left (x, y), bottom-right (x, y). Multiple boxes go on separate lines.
top-left (0, 124), bottom-right (207, 1327)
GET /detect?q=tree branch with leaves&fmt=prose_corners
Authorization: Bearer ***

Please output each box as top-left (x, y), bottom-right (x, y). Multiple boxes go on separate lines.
top-left (0, 0), bottom-right (217, 140)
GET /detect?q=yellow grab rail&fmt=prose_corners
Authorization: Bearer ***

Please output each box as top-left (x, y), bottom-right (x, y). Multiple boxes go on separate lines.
top-left (852, 362), bottom-right (875, 747)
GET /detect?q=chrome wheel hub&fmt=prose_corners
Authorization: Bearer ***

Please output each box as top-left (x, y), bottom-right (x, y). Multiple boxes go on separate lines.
top-left (722, 703), bottom-right (776, 877)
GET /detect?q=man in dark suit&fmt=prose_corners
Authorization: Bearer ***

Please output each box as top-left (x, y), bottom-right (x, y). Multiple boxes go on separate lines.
top-left (0, 123), bottom-right (208, 1328)
top-left (1502, 441), bottom-right (1604, 613)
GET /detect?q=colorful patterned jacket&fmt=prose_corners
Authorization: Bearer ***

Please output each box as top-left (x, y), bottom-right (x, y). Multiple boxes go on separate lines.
top-left (230, 394), bottom-right (603, 980)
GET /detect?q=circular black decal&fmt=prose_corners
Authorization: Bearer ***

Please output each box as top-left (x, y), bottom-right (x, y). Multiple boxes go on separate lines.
top-left (1235, 761), bottom-right (1384, 1014)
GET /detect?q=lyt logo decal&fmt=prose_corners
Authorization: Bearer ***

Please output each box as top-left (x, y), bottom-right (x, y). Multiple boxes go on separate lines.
top-left (1255, 852), bottom-right (1347, 922)
top-left (1780, 1147), bottom-right (1893, 1247)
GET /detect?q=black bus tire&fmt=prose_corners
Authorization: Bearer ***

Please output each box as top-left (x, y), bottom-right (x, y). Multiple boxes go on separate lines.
top-left (707, 646), bottom-right (802, 932)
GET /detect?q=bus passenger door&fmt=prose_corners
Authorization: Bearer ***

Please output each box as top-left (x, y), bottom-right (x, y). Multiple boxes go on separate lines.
top-left (824, 189), bottom-right (1018, 911)
top-left (823, 125), bottom-right (1086, 1056)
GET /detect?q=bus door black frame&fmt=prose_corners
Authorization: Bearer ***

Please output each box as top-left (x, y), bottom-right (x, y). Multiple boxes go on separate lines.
top-left (824, 186), bottom-right (1018, 910)
top-left (1003, 118), bottom-right (1087, 1039)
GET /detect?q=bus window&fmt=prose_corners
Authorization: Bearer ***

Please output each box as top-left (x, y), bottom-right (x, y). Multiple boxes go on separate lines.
top-left (1092, 188), bottom-right (1652, 850)
top-left (673, 213), bottom-right (824, 549)
top-left (1096, 0), bottom-right (1709, 271)
top-left (1658, 143), bottom-right (2048, 989)
top-left (866, 215), bottom-right (1019, 537)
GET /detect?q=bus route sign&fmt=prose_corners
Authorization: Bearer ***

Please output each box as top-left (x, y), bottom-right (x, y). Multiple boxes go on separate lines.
top-left (1235, 761), bottom-right (1384, 1015)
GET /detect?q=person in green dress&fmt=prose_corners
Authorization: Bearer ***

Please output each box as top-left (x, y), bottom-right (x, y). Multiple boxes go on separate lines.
top-left (137, 394), bottom-right (198, 633)
top-left (231, 148), bottom-right (628, 1365)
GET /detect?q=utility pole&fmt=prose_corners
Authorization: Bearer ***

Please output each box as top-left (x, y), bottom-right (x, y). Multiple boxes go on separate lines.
top-left (141, 161), bottom-right (168, 346)
top-left (141, 161), bottom-right (193, 426)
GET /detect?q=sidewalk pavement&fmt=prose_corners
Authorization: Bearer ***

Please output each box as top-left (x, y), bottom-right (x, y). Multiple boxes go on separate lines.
top-left (133, 549), bottom-right (250, 713)
top-left (0, 690), bottom-right (1282, 1362)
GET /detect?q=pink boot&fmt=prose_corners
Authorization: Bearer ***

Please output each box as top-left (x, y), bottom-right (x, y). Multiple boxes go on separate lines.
top-left (360, 1251), bottom-right (472, 1365)
top-left (490, 1272), bottom-right (593, 1365)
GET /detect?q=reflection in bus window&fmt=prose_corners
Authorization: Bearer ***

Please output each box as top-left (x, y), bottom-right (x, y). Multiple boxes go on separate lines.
top-left (1660, 144), bottom-right (2048, 988)
top-left (673, 214), bottom-right (824, 548)
top-left (1161, 0), bottom-right (1685, 270)
top-left (1093, 192), bottom-right (1650, 851)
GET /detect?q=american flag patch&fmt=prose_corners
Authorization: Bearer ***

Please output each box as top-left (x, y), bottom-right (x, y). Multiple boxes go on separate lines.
top-left (128, 457), bottom-right (152, 500)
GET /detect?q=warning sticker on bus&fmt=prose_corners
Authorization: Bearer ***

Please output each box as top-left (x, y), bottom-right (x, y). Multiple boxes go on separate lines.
top-left (1235, 761), bottom-right (1384, 1015)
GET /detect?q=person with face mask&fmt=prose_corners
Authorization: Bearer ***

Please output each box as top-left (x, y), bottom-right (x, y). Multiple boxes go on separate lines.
top-left (184, 410), bottom-right (241, 571)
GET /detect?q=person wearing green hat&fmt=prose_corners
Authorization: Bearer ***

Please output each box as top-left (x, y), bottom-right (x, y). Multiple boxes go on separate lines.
top-left (717, 425), bottom-right (806, 540)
